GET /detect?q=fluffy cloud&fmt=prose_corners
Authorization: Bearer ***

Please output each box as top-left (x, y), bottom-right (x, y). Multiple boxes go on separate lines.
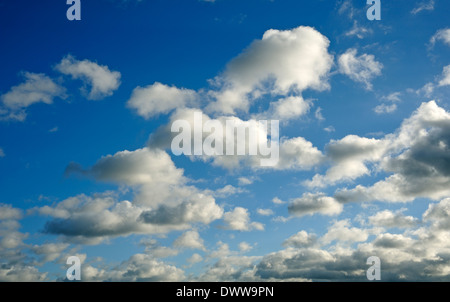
top-left (127, 82), bottom-right (198, 119)
top-left (254, 198), bottom-right (450, 281)
top-left (103, 254), bottom-right (185, 281)
top-left (334, 101), bottom-right (450, 203)
top-left (222, 207), bottom-right (264, 231)
top-left (282, 231), bottom-right (317, 248)
top-left (321, 220), bottom-right (370, 244)
top-left (207, 26), bottom-right (333, 114)
top-left (288, 193), bottom-right (343, 217)
top-left (305, 135), bottom-right (387, 188)
top-left (423, 198), bottom-right (450, 230)
top-left (338, 48), bottom-right (383, 90)
top-left (369, 210), bottom-right (420, 228)
top-left (40, 148), bottom-right (224, 242)
top-left (0, 72), bottom-right (66, 121)
top-left (31, 243), bottom-right (69, 264)
top-left (55, 55), bottom-right (121, 100)
top-left (149, 108), bottom-right (323, 171)
top-left (173, 230), bottom-right (205, 250)
top-left (430, 28), bottom-right (450, 47)
top-left (255, 96), bottom-right (312, 121)
top-left (0, 205), bottom-right (49, 281)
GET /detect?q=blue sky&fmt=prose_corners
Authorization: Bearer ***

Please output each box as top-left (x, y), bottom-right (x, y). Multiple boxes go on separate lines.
top-left (1, 0), bottom-right (450, 281)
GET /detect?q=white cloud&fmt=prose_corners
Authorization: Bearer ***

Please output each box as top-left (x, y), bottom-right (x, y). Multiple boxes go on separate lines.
top-left (430, 28), bottom-right (450, 47)
top-left (369, 210), bottom-right (420, 228)
top-left (55, 55), bottom-right (121, 100)
top-left (334, 101), bottom-right (450, 203)
top-left (237, 177), bottom-right (255, 186)
top-left (31, 243), bottom-right (69, 264)
top-left (338, 48), bottom-right (383, 90)
top-left (173, 230), bottom-right (206, 251)
top-left (272, 197), bottom-right (285, 205)
top-left (0, 148), bottom-right (4, 158)
top-left (411, 0), bottom-right (435, 15)
top-left (0, 72), bottom-right (66, 121)
top-left (127, 82), bottom-right (198, 119)
top-left (107, 253), bottom-right (185, 281)
top-left (282, 231), bottom-right (316, 248)
top-left (222, 207), bottom-right (264, 231)
top-left (38, 148), bottom-right (224, 242)
top-left (322, 219), bottom-right (370, 244)
top-left (374, 103), bottom-right (397, 114)
top-left (256, 96), bottom-right (312, 121)
top-left (257, 208), bottom-right (274, 216)
top-left (288, 193), bottom-right (343, 217)
top-left (438, 65), bottom-right (450, 87)
top-left (149, 108), bottom-right (323, 171)
top-left (187, 253), bottom-right (203, 264)
top-left (141, 239), bottom-right (179, 258)
top-left (207, 26), bottom-right (333, 114)
top-left (305, 135), bottom-right (387, 188)
top-left (238, 242), bottom-right (253, 253)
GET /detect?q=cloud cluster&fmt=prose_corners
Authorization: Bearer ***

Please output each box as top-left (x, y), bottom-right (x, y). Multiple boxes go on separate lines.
top-left (39, 148), bottom-right (223, 243)
top-left (1, 56), bottom-right (121, 122)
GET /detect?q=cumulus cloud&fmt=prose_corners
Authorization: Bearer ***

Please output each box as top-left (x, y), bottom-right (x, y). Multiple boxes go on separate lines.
top-left (321, 219), bottom-right (370, 244)
top-left (104, 253), bottom-right (185, 281)
top-left (187, 253), bottom-right (203, 264)
top-left (222, 207), bottom-right (264, 231)
top-left (288, 193), bottom-right (343, 217)
top-left (255, 96), bottom-right (312, 121)
top-left (338, 48), bottom-right (383, 90)
top-left (0, 72), bottom-right (66, 121)
top-left (206, 26), bottom-right (333, 114)
top-left (55, 55), bottom-right (121, 100)
top-left (40, 147), bottom-right (224, 242)
top-left (369, 210), bottom-right (420, 228)
top-left (173, 230), bottom-right (206, 250)
top-left (127, 82), bottom-right (198, 119)
top-left (430, 28), bottom-right (450, 47)
top-left (0, 205), bottom-right (48, 281)
top-left (282, 231), bottom-right (317, 248)
top-left (333, 101), bottom-right (450, 203)
top-left (305, 135), bottom-right (387, 188)
top-left (149, 108), bottom-right (323, 171)
top-left (255, 199), bottom-right (450, 281)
